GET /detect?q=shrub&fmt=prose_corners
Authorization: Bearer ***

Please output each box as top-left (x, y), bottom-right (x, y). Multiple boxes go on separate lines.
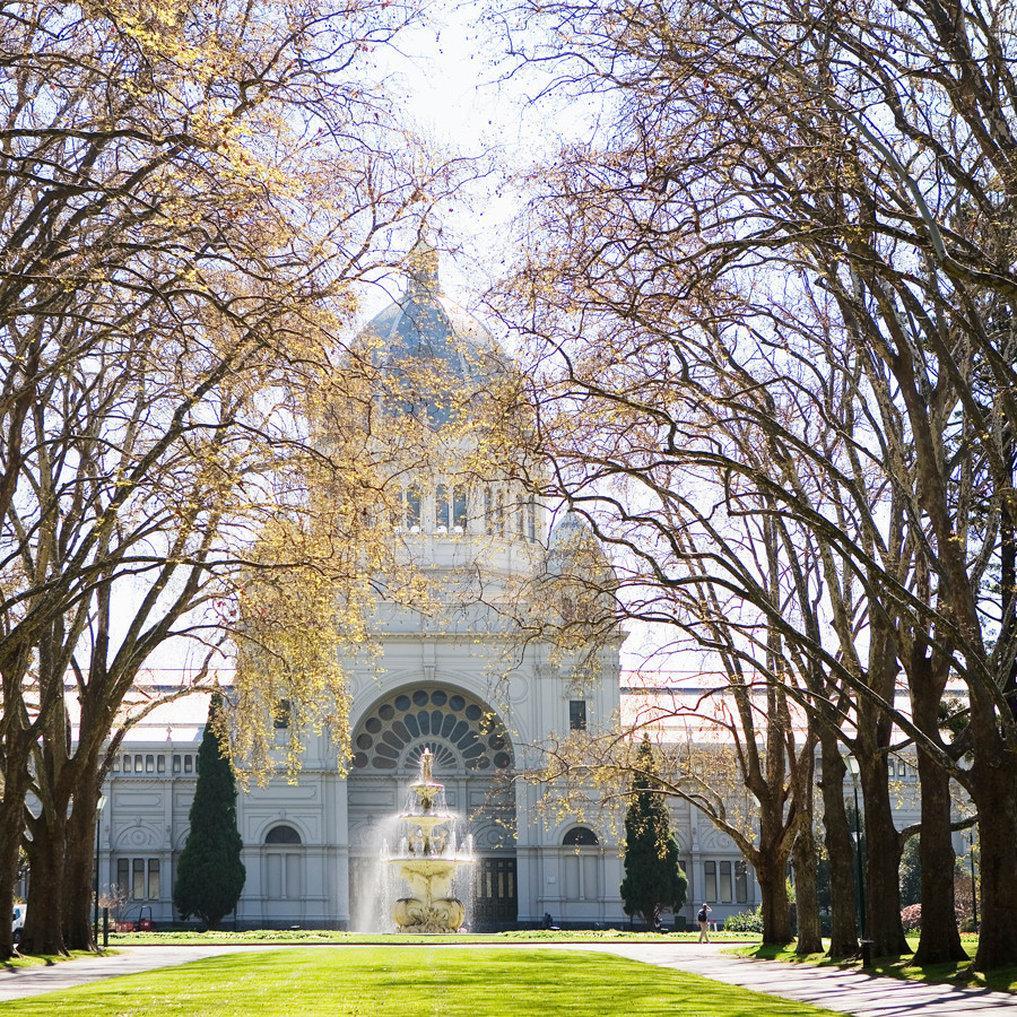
top-left (620, 735), bottom-right (688, 927)
top-left (899, 899), bottom-right (974, 934)
top-left (724, 906), bottom-right (764, 933)
top-left (173, 693), bottom-right (246, 928)
top-left (900, 903), bottom-right (922, 932)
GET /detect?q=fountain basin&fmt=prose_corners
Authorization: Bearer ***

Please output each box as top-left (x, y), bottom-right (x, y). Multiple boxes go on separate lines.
top-left (387, 857), bottom-right (472, 875)
top-left (393, 896), bottom-right (466, 933)
top-left (395, 813), bottom-right (457, 831)
top-left (383, 747), bottom-right (475, 934)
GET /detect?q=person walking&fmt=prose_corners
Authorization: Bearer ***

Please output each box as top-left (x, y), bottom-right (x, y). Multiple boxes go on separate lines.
top-left (697, 902), bottom-right (712, 943)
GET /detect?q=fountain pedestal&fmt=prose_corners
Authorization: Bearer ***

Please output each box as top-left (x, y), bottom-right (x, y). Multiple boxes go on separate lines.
top-left (387, 748), bottom-right (474, 933)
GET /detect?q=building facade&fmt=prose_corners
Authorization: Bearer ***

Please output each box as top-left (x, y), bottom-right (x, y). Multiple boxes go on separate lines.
top-left (93, 251), bottom-right (920, 930)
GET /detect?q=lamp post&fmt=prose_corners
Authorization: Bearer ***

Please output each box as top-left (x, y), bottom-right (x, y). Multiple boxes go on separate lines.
top-left (968, 830), bottom-right (978, 931)
top-left (94, 794), bottom-right (106, 948)
top-left (846, 757), bottom-right (868, 955)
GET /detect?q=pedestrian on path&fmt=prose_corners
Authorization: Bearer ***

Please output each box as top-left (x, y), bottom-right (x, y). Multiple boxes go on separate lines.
top-left (697, 902), bottom-right (712, 943)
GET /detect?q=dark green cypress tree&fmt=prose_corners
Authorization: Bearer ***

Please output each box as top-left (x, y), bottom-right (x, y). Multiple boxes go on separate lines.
top-left (620, 734), bottom-right (688, 927)
top-left (173, 692), bottom-right (246, 928)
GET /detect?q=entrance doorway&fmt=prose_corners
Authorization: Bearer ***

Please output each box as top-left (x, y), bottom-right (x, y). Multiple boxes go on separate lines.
top-left (473, 856), bottom-right (517, 929)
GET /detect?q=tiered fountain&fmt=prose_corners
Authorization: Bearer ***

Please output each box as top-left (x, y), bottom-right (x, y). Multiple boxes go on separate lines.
top-left (385, 748), bottom-right (475, 932)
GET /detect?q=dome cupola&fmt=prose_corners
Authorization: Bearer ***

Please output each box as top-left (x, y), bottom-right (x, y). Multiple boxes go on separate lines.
top-left (363, 239), bottom-right (502, 427)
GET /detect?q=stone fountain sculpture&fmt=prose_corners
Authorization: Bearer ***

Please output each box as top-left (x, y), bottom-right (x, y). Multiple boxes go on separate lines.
top-left (388, 748), bottom-right (474, 932)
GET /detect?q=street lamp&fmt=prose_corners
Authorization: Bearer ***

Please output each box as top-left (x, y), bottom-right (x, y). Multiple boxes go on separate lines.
top-left (846, 757), bottom-right (868, 951)
top-left (94, 794), bottom-right (106, 948)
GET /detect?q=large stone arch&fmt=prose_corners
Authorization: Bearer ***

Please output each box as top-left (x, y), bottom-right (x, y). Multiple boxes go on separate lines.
top-left (347, 681), bottom-right (518, 929)
top-left (349, 683), bottom-right (514, 777)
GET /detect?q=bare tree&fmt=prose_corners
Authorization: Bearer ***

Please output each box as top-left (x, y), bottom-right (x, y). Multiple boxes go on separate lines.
top-left (0, 0), bottom-right (450, 957)
top-left (495, 0), bottom-right (1016, 968)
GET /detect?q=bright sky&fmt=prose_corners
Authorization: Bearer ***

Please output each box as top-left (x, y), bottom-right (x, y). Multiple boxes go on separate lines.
top-left (137, 2), bottom-right (678, 681)
top-left (357, 0), bottom-right (592, 313)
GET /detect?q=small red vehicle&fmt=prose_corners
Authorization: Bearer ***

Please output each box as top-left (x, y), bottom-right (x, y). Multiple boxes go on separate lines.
top-left (114, 905), bottom-right (156, 932)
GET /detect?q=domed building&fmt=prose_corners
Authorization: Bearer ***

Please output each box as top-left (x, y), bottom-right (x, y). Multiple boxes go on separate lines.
top-left (340, 244), bottom-right (626, 928)
top-left (89, 249), bottom-right (818, 931)
top-left (91, 248), bottom-right (637, 931)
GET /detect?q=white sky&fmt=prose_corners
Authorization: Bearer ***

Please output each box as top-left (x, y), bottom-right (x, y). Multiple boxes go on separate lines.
top-left (357, 0), bottom-right (597, 313)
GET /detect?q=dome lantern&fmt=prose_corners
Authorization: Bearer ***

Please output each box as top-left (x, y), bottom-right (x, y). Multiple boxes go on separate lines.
top-left (361, 241), bottom-right (502, 428)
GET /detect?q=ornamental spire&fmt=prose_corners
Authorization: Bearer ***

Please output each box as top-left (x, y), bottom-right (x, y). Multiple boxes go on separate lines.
top-left (407, 233), bottom-right (441, 294)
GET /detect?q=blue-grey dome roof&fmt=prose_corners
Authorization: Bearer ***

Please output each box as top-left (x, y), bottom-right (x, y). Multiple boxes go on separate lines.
top-left (546, 510), bottom-right (608, 577)
top-left (549, 510), bottom-right (594, 548)
top-left (363, 241), bottom-right (502, 426)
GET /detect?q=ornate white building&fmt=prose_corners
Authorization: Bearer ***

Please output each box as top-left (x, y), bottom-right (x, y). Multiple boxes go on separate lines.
top-left (95, 252), bottom-right (917, 930)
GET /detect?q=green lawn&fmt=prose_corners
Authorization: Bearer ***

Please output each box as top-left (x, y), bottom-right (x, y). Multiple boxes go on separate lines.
top-left (109, 927), bottom-right (760, 946)
top-left (0, 946), bottom-right (839, 1016)
top-left (735, 936), bottom-right (1017, 994)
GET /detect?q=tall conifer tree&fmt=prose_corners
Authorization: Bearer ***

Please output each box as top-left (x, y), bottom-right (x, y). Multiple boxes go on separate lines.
top-left (620, 735), bottom-right (687, 927)
top-left (174, 693), bottom-right (246, 928)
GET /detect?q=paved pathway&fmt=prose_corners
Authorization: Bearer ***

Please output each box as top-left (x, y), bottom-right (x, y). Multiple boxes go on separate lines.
top-left (571, 942), bottom-right (1017, 1016)
top-left (0, 945), bottom-right (274, 1003)
top-left (1, 940), bottom-right (1015, 1014)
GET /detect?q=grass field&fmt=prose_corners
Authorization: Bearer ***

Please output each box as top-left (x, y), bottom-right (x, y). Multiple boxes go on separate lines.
top-left (735, 935), bottom-right (1017, 994)
top-left (0, 946), bottom-right (839, 1016)
top-left (108, 927), bottom-right (760, 946)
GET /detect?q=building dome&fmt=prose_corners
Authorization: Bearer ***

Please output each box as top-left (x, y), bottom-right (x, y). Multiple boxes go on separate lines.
top-left (545, 510), bottom-right (616, 588)
top-left (363, 239), bottom-right (503, 427)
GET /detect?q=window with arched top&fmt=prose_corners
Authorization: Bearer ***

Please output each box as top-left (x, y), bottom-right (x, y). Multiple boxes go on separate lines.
top-left (435, 484), bottom-right (450, 531)
top-left (265, 824), bottom-right (301, 845)
top-left (264, 825), bottom-right (302, 900)
top-left (405, 487), bottom-right (421, 531)
top-left (562, 826), bottom-right (599, 846)
top-left (561, 827), bottom-right (601, 903)
top-left (452, 488), bottom-right (468, 532)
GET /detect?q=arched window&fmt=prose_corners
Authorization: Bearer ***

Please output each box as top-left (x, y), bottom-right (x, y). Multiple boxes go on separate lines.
top-left (349, 686), bottom-right (514, 773)
top-left (484, 488), bottom-right (493, 535)
top-left (561, 827), bottom-right (601, 902)
top-left (527, 497), bottom-right (537, 541)
top-left (452, 488), bottom-right (468, 533)
top-left (405, 487), bottom-right (421, 531)
top-left (265, 824), bottom-right (301, 845)
top-left (496, 488), bottom-right (505, 537)
top-left (273, 699), bottom-right (291, 730)
top-left (563, 826), bottom-right (599, 846)
top-left (264, 825), bottom-right (302, 900)
top-left (435, 484), bottom-right (450, 532)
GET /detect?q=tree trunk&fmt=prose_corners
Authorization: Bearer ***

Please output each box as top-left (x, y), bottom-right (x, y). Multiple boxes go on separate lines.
top-left (793, 823), bottom-right (823, 954)
top-left (972, 762), bottom-right (1017, 971)
top-left (62, 789), bottom-right (99, 952)
top-left (756, 852), bottom-right (793, 945)
top-left (910, 701), bottom-right (966, 963)
top-left (818, 734), bottom-right (858, 959)
top-left (0, 791), bottom-right (26, 959)
top-left (858, 755), bottom-right (908, 958)
top-left (21, 815), bottom-right (67, 956)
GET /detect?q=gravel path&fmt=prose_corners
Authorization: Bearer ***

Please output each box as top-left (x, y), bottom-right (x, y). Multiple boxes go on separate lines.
top-left (571, 942), bottom-right (1017, 1016)
top-left (0, 945), bottom-right (275, 1003)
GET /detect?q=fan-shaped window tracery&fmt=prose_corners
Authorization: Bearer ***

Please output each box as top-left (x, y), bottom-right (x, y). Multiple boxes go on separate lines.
top-left (350, 686), bottom-right (513, 774)
top-left (562, 826), bottom-right (599, 846)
